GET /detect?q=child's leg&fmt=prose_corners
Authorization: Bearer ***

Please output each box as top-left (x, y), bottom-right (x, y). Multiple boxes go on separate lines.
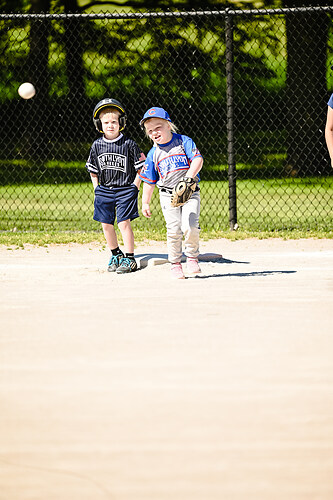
top-left (160, 191), bottom-right (183, 263)
top-left (116, 219), bottom-right (137, 274)
top-left (118, 219), bottom-right (134, 254)
top-left (101, 222), bottom-right (119, 250)
top-left (181, 192), bottom-right (200, 259)
top-left (102, 222), bottom-right (124, 272)
top-left (113, 185), bottom-right (139, 274)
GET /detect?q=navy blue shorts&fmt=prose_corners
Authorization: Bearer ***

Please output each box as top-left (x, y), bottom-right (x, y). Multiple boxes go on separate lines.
top-left (93, 184), bottom-right (139, 225)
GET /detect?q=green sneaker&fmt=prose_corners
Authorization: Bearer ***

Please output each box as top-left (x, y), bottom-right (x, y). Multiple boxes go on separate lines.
top-left (116, 257), bottom-right (138, 274)
top-left (108, 253), bottom-right (124, 272)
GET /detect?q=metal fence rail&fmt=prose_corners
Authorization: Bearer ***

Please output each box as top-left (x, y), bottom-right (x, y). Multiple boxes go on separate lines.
top-left (0, 5), bottom-right (332, 234)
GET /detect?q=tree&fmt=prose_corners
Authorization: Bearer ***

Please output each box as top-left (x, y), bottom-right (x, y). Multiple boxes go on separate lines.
top-left (283, 0), bottom-right (331, 175)
top-left (1, 0), bottom-right (332, 173)
top-left (29, 0), bottom-right (51, 101)
top-left (62, 0), bottom-right (86, 102)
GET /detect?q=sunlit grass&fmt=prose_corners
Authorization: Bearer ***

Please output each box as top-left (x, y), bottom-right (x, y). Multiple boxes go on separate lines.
top-left (0, 175), bottom-right (332, 246)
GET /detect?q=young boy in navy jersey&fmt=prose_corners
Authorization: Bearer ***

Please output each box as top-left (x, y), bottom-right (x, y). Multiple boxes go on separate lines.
top-left (139, 107), bottom-right (203, 279)
top-left (86, 98), bottom-right (146, 273)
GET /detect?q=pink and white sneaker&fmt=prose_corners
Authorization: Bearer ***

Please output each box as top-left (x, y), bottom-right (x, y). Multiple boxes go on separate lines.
top-left (171, 262), bottom-right (185, 279)
top-left (186, 257), bottom-right (201, 275)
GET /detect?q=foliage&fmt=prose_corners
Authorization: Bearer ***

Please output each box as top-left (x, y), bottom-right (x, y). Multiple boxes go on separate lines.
top-left (0, 0), bottom-right (287, 107)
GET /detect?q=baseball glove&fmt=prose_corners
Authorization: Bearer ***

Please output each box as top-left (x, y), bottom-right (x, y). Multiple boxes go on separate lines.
top-left (170, 177), bottom-right (197, 208)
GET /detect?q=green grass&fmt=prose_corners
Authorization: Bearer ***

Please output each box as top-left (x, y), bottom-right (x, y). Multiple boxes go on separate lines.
top-left (0, 176), bottom-right (332, 246)
top-left (2, 228), bottom-right (332, 249)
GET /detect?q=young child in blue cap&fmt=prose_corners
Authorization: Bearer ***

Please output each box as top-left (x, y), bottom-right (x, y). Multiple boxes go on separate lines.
top-left (139, 107), bottom-right (203, 279)
top-left (325, 93), bottom-right (333, 169)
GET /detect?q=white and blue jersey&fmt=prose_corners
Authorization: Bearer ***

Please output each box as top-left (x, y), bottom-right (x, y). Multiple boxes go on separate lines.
top-left (139, 133), bottom-right (202, 189)
top-left (328, 94), bottom-right (333, 108)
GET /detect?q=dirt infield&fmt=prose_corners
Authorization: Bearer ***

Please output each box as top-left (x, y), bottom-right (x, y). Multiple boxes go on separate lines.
top-left (1, 238), bottom-right (333, 500)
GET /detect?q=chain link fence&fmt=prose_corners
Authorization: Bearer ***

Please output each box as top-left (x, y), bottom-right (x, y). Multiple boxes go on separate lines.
top-left (0, 6), bottom-right (332, 235)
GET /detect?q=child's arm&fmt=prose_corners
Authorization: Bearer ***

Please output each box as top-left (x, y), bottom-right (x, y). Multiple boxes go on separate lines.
top-left (186, 156), bottom-right (203, 179)
top-left (133, 172), bottom-right (142, 190)
top-left (142, 183), bottom-right (155, 218)
top-left (90, 173), bottom-right (99, 189)
top-left (325, 106), bottom-right (333, 168)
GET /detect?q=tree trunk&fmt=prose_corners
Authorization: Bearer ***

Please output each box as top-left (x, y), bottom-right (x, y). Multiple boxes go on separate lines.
top-left (24, 0), bottom-right (51, 160)
top-left (62, 0), bottom-right (87, 141)
top-left (29, 0), bottom-right (50, 98)
top-left (63, 0), bottom-right (86, 101)
top-left (284, 2), bottom-right (330, 175)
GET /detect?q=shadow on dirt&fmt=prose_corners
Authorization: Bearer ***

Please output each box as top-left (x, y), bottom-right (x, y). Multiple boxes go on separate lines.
top-left (190, 270), bottom-right (297, 279)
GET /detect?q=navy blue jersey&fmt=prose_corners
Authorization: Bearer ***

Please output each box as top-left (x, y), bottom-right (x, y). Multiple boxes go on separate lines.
top-left (86, 134), bottom-right (146, 188)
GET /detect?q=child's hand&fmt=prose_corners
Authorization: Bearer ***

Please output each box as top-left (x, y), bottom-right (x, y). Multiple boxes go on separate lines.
top-left (142, 203), bottom-right (151, 218)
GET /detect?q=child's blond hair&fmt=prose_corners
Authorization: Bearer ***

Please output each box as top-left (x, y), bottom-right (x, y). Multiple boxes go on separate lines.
top-left (144, 118), bottom-right (178, 140)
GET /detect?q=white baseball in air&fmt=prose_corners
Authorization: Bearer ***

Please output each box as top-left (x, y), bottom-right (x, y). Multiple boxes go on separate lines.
top-left (18, 82), bottom-right (36, 99)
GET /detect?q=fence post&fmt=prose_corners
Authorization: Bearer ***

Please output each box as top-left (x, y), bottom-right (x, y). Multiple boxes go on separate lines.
top-left (225, 11), bottom-right (238, 231)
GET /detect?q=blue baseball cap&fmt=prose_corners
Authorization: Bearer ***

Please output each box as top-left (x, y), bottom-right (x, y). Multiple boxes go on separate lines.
top-left (140, 107), bottom-right (172, 128)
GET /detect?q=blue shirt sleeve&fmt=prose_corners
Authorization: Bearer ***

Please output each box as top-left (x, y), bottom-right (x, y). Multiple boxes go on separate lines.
top-left (139, 147), bottom-right (158, 184)
top-left (181, 135), bottom-right (202, 162)
top-left (328, 94), bottom-right (333, 108)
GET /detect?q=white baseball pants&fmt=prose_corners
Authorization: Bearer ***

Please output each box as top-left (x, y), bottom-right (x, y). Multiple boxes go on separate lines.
top-left (159, 191), bottom-right (200, 264)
